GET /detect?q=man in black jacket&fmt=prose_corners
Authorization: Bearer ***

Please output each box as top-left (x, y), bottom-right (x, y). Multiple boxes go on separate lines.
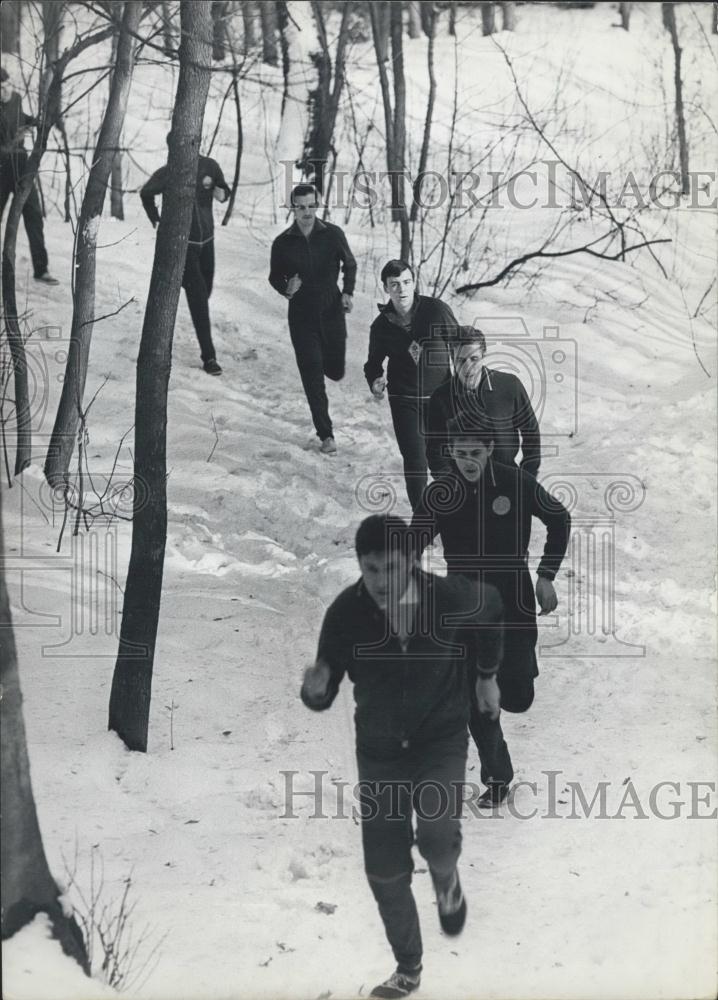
top-left (141, 139), bottom-right (230, 375)
top-left (427, 326), bottom-right (540, 479)
top-left (269, 184), bottom-right (357, 455)
top-left (302, 514), bottom-right (502, 999)
top-left (413, 414), bottom-right (570, 808)
top-left (0, 68), bottom-right (58, 285)
top-left (364, 260), bottom-right (459, 510)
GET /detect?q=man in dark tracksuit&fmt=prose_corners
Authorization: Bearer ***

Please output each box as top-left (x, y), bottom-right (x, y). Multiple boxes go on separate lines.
top-left (413, 415), bottom-right (570, 808)
top-left (364, 260), bottom-right (459, 510)
top-left (141, 147), bottom-right (230, 375)
top-left (427, 326), bottom-right (540, 479)
top-left (302, 514), bottom-right (503, 999)
top-left (269, 184), bottom-right (356, 454)
top-left (0, 68), bottom-right (58, 284)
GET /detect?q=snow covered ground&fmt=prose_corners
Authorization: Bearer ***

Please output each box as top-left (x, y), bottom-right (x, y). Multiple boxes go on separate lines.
top-left (2, 3), bottom-right (717, 999)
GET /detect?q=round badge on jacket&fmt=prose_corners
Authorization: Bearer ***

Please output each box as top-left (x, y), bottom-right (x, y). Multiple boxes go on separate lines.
top-left (492, 495), bottom-right (511, 515)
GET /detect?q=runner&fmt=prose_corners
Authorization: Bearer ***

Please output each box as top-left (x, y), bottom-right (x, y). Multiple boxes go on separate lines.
top-left (302, 514), bottom-right (503, 998)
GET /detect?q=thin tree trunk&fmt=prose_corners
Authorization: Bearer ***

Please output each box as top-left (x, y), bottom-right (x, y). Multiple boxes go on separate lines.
top-left (390, 1), bottom-right (409, 254)
top-left (212, 0), bottom-right (229, 60)
top-left (448, 0), bottom-right (456, 37)
top-left (260, 0), bottom-right (279, 66)
top-left (1, 22), bottom-right (112, 478)
top-left (373, 0), bottom-right (390, 62)
top-left (108, 2), bottom-right (213, 753)
top-left (619, 2), bottom-right (631, 30)
top-left (0, 491), bottom-right (89, 970)
top-left (500, 1), bottom-right (516, 31)
top-left (410, 5), bottom-right (436, 223)
top-left (481, 2), bottom-right (495, 36)
top-left (242, 0), bottom-right (259, 49)
top-left (713, 2), bottom-right (717, 35)
top-left (160, 1), bottom-right (175, 53)
top-left (221, 70), bottom-right (242, 224)
top-left (0, 0), bottom-right (21, 53)
top-left (662, 2), bottom-right (689, 195)
top-left (408, 0), bottom-right (421, 38)
top-left (420, 0), bottom-right (437, 38)
top-left (109, 1), bottom-right (125, 220)
top-left (44, 1), bottom-right (143, 491)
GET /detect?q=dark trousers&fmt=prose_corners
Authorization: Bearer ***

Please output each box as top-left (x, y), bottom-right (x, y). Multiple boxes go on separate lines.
top-left (182, 240), bottom-right (216, 363)
top-left (0, 153), bottom-right (49, 278)
top-left (357, 730), bottom-right (467, 971)
top-left (468, 631), bottom-right (538, 786)
top-left (388, 395), bottom-right (430, 510)
top-left (290, 322), bottom-right (346, 441)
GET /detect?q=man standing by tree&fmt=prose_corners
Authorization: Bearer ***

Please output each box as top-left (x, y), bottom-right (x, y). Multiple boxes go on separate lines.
top-left (413, 414), bottom-right (570, 808)
top-left (0, 68), bottom-right (59, 285)
top-left (302, 514), bottom-right (503, 998)
top-left (364, 260), bottom-right (459, 510)
top-left (427, 326), bottom-right (541, 479)
top-left (269, 183), bottom-right (356, 455)
top-left (140, 136), bottom-right (230, 375)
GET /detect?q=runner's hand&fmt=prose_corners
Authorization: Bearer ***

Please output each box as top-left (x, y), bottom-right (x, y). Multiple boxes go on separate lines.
top-left (475, 675), bottom-right (500, 720)
top-left (371, 377), bottom-right (386, 398)
top-left (303, 660), bottom-right (331, 701)
top-left (536, 577), bottom-right (557, 615)
top-left (286, 274), bottom-right (302, 298)
top-left (342, 293), bottom-right (353, 314)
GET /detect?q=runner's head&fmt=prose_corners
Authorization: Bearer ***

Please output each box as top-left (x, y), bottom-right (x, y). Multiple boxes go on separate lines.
top-left (291, 184), bottom-right (319, 229)
top-left (355, 514), bottom-right (416, 611)
top-left (454, 326), bottom-right (486, 389)
top-left (381, 259), bottom-right (415, 314)
top-left (447, 414), bottom-right (495, 482)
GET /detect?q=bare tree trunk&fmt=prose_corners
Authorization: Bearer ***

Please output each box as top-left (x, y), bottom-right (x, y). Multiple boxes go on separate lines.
top-left (500, 1), bottom-right (516, 31)
top-left (619, 2), bottom-right (631, 30)
top-left (242, 0), bottom-right (259, 49)
top-left (108, 1), bottom-right (213, 753)
top-left (260, 0), bottom-right (279, 66)
top-left (420, 0), bottom-right (437, 37)
top-left (662, 2), bottom-right (689, 195)
top-left (44, 1), bottom-right (143, 491)
top-left (0, 0), bottom-right (21, 53)
top-left (713, 2), bottom-right (717, 34)
top-left (212, 0), bottom-right (229, 60)
top-left (373, 0), bottom-right (390, 62)
top-left (481, 2), bottom-right (496, 36)
top-left (1, 22), bottom-right (113, 477)
top-left (109, 1), bottom-right (125, 220)
top-left (410, 3), bottom-right (436, 223)
top-left (407, 0), bottom-right (421, 38)
top-left (40, 2), bottom-right (63, 100)
top-left (0, 491), bottom-right (89, 970)
top-left (221, 69), bottom-right (243, 224)
top-left (448, 0), bottom-right (457, 36)
top-left (301, 0), bottom-right (350, 194)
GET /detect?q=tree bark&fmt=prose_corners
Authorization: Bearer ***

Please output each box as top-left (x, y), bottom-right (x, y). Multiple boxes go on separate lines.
top-left (44, 1), bottom-right (143, 491)
top-left (260, 0), bottom-right (279, 66)
top-left (109, 1), bottom-right (125, 219)
top-left (0, 491), bottom-right (89, 970)
top-left (390, 1), bottom-right (409, 255)
top-left (619, 2), bottom-right (631, 30)
top-left (481, 2), bottom-right (496, 36)
top-left (408, 0), bottom-right (421, 38)
top-left (448, 0), bottom-right (457, 36)
top-left (160, 1), bottom-right (175, 53)
top-left (372, 0), bottom-right (390, 62)
top-left (713, 2), bottom-right (717, 35)
top-left (108, 1), bottom-right (212, 753)
top-left (662, 2), bottom-right (689, 195)
top-left (0, 0), bottom-right (21, 53)
top-left (420, 0), bottom-right (437, 38)
top-left (242, 0), bottom-right (259, 49)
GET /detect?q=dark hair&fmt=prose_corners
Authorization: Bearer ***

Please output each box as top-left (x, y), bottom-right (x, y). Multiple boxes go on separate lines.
top-left (291, 183), bottom-right (319, 205)
top-left (355, 514), bottom-right (415, 558)
top-left (447, 412), bottom-right (495, 445)
top-left (454, 325), bottom-right (486, 354)
top-left (380, 259), bottom-right (414, 286)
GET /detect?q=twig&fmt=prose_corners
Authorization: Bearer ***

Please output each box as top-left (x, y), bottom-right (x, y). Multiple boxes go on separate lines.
top-left (207, 413), bottom-right (219, 462)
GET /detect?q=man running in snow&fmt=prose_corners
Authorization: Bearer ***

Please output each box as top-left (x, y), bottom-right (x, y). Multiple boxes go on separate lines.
top-left (302, 514), bottom-right (503, 998)
top-left (364, 260), bottom-right (459, 509)
top-left (0, 68), bottom-right (59, 285)
top-left (269, 184), bottom-right (356, 455)
top-left (140, 137), bottom-right (230, 375)
top-left (427, 326), bottom-right (541, 479)
top-left (413, 414), bottom-right (570, 808)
